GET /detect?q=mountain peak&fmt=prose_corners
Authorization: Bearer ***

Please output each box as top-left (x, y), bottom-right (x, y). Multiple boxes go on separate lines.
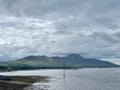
top-left (0, 54), bottom-right (118, 71)
top-left (67, 53), bottom-right (80, 57)
top-left (67, 54), bottom-right (85, 59)
top-left (22, 55), bottom-right (47, 60)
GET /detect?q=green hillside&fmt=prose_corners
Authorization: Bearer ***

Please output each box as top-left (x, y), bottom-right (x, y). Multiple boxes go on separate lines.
top-left (0, 54), bottom-right (118, 71)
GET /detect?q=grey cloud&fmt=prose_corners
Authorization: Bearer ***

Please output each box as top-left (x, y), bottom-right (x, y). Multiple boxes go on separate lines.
top-left (114, 32), bottom-right (120, 39)
top-left (0, 0), bottom-right (120, 62)
top-left (90, 32), bottom-right (119, 43)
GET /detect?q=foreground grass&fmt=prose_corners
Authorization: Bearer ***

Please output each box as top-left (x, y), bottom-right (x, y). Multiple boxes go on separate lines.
top-left (0, 75), bottom-right (48, 90)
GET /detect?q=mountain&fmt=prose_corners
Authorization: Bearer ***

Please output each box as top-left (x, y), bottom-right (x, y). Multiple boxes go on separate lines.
top-left (0, 54), bottom-right (118, 70)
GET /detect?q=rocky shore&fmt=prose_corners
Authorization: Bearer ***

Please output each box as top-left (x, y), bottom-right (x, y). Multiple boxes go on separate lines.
top-left (0, 75), bottom-right (49, 90)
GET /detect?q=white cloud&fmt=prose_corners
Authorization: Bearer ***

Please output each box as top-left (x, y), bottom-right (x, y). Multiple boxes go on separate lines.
top-left (0, 0), bottom-right (120, 64)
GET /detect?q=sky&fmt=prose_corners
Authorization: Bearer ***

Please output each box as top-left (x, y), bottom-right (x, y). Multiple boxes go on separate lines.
top-left (0, 0), bottom-right (120, 64)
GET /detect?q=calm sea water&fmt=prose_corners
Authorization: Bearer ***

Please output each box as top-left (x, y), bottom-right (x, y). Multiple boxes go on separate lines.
top-left (0, 68), bottom-right (120, 90)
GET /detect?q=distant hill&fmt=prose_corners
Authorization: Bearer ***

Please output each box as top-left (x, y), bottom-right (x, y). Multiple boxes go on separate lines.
top-left (0, 54), bottom-right (118, 71)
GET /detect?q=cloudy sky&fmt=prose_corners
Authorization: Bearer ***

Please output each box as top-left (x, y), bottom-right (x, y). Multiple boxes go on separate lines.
top-left (0, 0), bottom-right (120, 64)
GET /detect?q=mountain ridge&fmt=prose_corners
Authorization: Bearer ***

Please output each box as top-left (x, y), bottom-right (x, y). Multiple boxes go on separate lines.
top-left (0, 54), bottom-right (119, 71)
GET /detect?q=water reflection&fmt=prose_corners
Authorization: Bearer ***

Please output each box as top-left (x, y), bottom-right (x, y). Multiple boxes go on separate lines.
top-left (0, 68), bottom-right (120, 90)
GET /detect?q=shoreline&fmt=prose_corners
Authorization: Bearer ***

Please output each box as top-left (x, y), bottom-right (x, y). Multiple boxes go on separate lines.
top-left (0, 66), bottom-right (120, 73)
top-left (0, 75), bottom-right (49, 90)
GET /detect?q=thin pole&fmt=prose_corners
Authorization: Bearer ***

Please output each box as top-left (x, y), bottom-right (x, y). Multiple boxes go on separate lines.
top-left (63, 59), bottom-right (65, 80)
